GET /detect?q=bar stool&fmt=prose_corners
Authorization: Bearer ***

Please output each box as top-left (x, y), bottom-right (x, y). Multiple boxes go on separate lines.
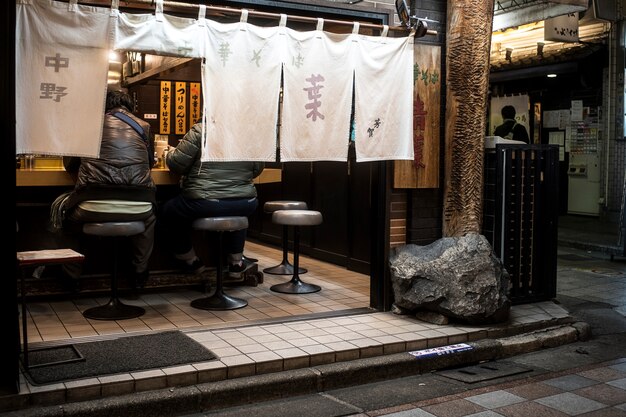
top-left (270, 210), bottom-right (323, 294)
top-left (82, 221), bottom-right (146, 320)
top-left (263, 200), bottom-right (308, 275)
top-left (190, 216), bottom-right (249, 310)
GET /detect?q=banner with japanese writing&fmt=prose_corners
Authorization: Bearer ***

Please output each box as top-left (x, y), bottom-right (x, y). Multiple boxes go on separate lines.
top-left (160, 81), bottom-right (172, 134)
top-left (189, 82), bottom-right (202, 126)
top-left (175, 82), bottom-right (187, 134)
top-left (200, 19), bottom-right (283, 162)
top-left (16, 0), bottom-right (112, 157)
top-left (353, 34), bottom-right (414, 162)
top-left (280, 29), bottom-right (353, 162)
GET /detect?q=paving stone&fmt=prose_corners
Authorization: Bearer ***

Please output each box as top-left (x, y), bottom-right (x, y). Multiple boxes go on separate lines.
top-left (535, 392), bottom-right (607, 415)
top-left (465, 390), bottom-right (526, 409)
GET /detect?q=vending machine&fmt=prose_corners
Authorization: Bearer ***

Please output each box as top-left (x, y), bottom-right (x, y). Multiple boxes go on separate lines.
top-left (567, 106), bottom-right (600, 216)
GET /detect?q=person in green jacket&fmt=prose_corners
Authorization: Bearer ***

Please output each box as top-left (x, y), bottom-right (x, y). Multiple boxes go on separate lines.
top-left (160, 122), bottom-right (264, 277)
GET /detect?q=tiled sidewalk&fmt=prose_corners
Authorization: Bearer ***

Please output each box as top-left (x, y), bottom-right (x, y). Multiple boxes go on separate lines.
top-left (370, 358), bottom-right (626, 417)
top-left (7, 301), bottom-right (571, 412)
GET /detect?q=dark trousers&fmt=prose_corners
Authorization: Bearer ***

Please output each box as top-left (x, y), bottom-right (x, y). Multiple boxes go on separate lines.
top-left (159, 195), bottom-right (258, 257)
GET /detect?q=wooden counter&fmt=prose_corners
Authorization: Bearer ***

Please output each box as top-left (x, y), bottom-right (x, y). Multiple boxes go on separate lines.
top-left (16, 168), bottom-right (282, 187)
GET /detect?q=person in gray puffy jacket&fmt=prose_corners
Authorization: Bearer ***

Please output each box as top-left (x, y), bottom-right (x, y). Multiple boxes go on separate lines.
top-left (54, 90), bottom-right (156, 290)
top-left (160, 122), bottom-right (264, 277)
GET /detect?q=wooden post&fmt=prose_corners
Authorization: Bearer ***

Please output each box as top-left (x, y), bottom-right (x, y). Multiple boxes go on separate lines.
top-left (443, 0), bottom-right (494, 237)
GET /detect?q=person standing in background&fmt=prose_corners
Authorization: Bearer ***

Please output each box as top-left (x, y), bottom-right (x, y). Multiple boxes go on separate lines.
top-left (159, 122), bottom-right (264, 278)
top-left (51, 90), bottom-right (156, 291)
top-left (493, 105), bottom-right (529, 143)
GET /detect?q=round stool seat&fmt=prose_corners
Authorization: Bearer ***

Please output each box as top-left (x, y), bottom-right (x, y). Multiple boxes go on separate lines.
top-left (264, 200), bottom-right (307, 213)
top-left (83, 221), bottom-right (145, 237)
top-left (272, 210), bottom-right (323, 227)
top-left (269, 210), bottom-right (323, 295)
top-left (189, 216), bottom-right (249, 311)
top-left (263, 201), bottom-right (309, 276)
top-left (192, 216), bottom-right (248, 232)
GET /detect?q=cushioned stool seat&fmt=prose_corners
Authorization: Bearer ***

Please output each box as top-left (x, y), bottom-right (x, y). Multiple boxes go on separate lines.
top-left (263, 200), bottom-right (308, 275)
top-left (82, 221), bottom-right (146, 320)
top-left (190, 216), bottom-right (249, 310)
top-left (270, 210), bottom-right (322, 294)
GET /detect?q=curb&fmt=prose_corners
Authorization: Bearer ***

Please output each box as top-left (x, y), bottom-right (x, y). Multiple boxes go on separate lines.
top-left (6, 321), bottom-right (590, 417)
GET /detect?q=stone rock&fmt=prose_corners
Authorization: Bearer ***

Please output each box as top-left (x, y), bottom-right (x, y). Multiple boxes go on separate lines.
top-left (415, 311), bottom-right (449, 325)
top-left (389, 232), bottom-right (510, 324)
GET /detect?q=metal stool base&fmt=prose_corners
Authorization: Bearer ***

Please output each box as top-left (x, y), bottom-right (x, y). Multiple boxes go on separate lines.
top-left (270, 279), bottom-right (321, 294)
top-left (191, 292), bottom-right (248, 310)
top-left (83, 298), bottom-right (145, 320)
top-left (263, 261), bottom-right (307, 275)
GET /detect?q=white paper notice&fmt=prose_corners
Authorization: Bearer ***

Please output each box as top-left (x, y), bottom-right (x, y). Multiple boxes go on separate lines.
top-left (549, 131), bottom-right (565, 161)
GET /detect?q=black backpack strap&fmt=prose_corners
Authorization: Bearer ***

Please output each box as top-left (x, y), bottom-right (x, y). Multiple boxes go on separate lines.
top-left (112, 111), bottom-right (147, 142)
top-left (112, 111), bottom-right (154, 167)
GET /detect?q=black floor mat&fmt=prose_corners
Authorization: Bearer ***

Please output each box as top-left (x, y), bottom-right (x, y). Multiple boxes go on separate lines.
top-left (24, 330), bottom-right (216, 385)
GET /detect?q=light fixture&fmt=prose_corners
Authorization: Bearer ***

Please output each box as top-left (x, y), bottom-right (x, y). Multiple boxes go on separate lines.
top-left (537, 42), bottom-right (544, 57)
top-left (395, 0), bottom-right (430, 38)
top-left (108, 50), bottom-right (120, 63)
top-left (505, 47), bottom-right (513, 62)
top-left (547, 73), bottom-right (557, 78)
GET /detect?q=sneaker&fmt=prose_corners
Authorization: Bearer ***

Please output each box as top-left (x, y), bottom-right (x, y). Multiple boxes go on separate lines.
top-left (242, 254), bottom-right (258, 263)
top-left (180, 258), bottom-right (206, 274)
top-left (228, 262), bottom-right (246, 279)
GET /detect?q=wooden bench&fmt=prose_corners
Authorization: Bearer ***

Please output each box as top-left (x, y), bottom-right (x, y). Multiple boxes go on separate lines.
top-left (16, 249), bottom-right (85, 369)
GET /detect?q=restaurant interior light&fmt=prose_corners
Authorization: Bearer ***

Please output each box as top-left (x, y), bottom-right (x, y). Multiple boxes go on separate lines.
top-left (537, 41), bottom-right (544, 57)
top-left (108, 51), bottom-right (121, 63)
top-left (505, 47), bottom-right (513, 61)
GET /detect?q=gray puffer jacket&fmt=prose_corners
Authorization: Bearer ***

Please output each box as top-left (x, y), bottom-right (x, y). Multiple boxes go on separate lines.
top-left (166, 123), bottom-right (264, 200)
top-left (65, 107), bottom-right (156, 209)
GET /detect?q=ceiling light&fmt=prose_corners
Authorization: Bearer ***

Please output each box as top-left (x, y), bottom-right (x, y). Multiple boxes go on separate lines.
top-left (537, 42), bottom-right (544, 57)
top-left (505, 48), bottom-right (513, 61)
top-left (547, 73), bottom-right (557, 78)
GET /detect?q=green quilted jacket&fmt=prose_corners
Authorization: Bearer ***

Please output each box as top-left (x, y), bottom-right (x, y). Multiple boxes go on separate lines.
top-left (165, 123), bottom-right (265, 200)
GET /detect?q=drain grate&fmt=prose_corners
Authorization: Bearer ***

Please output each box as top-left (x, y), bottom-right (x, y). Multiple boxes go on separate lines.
top-left (437, 362), bottom-right (532, 383)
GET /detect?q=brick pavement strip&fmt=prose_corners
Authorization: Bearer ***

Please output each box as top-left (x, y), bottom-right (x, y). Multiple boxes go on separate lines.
top-left (367, 358), bottom-right (626, 417)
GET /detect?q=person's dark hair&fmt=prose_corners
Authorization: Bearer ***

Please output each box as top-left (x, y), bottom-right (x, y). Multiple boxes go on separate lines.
top-left (501, 105), bottom-right (516, 120)
top-left (106, 90), bottom-right (133, 112)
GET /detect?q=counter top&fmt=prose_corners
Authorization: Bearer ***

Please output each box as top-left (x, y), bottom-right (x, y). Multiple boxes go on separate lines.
top-left (16, 168), bottom-right (281, 187)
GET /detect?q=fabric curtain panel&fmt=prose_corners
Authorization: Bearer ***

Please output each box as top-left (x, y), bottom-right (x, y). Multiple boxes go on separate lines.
top-left (353, 34), bottom-right (414, 162)
top-left (200, 18), bottom-right (282, 162)
top-left (280, 27), bottom-right (353, 162)
top-left (16, 0), bottom-right (112, 157)
top-left (15, 1), bottom-right (415, 162)
top-left (114, 6), bottom-right (204, 58)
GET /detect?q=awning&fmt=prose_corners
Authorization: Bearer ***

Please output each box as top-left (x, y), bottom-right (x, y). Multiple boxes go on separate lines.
top-left (493, 0), bottom-right (588, 31)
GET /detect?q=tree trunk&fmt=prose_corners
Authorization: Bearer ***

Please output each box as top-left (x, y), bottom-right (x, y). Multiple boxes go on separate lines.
top-left (443, 0), bottom-right (494, 237)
